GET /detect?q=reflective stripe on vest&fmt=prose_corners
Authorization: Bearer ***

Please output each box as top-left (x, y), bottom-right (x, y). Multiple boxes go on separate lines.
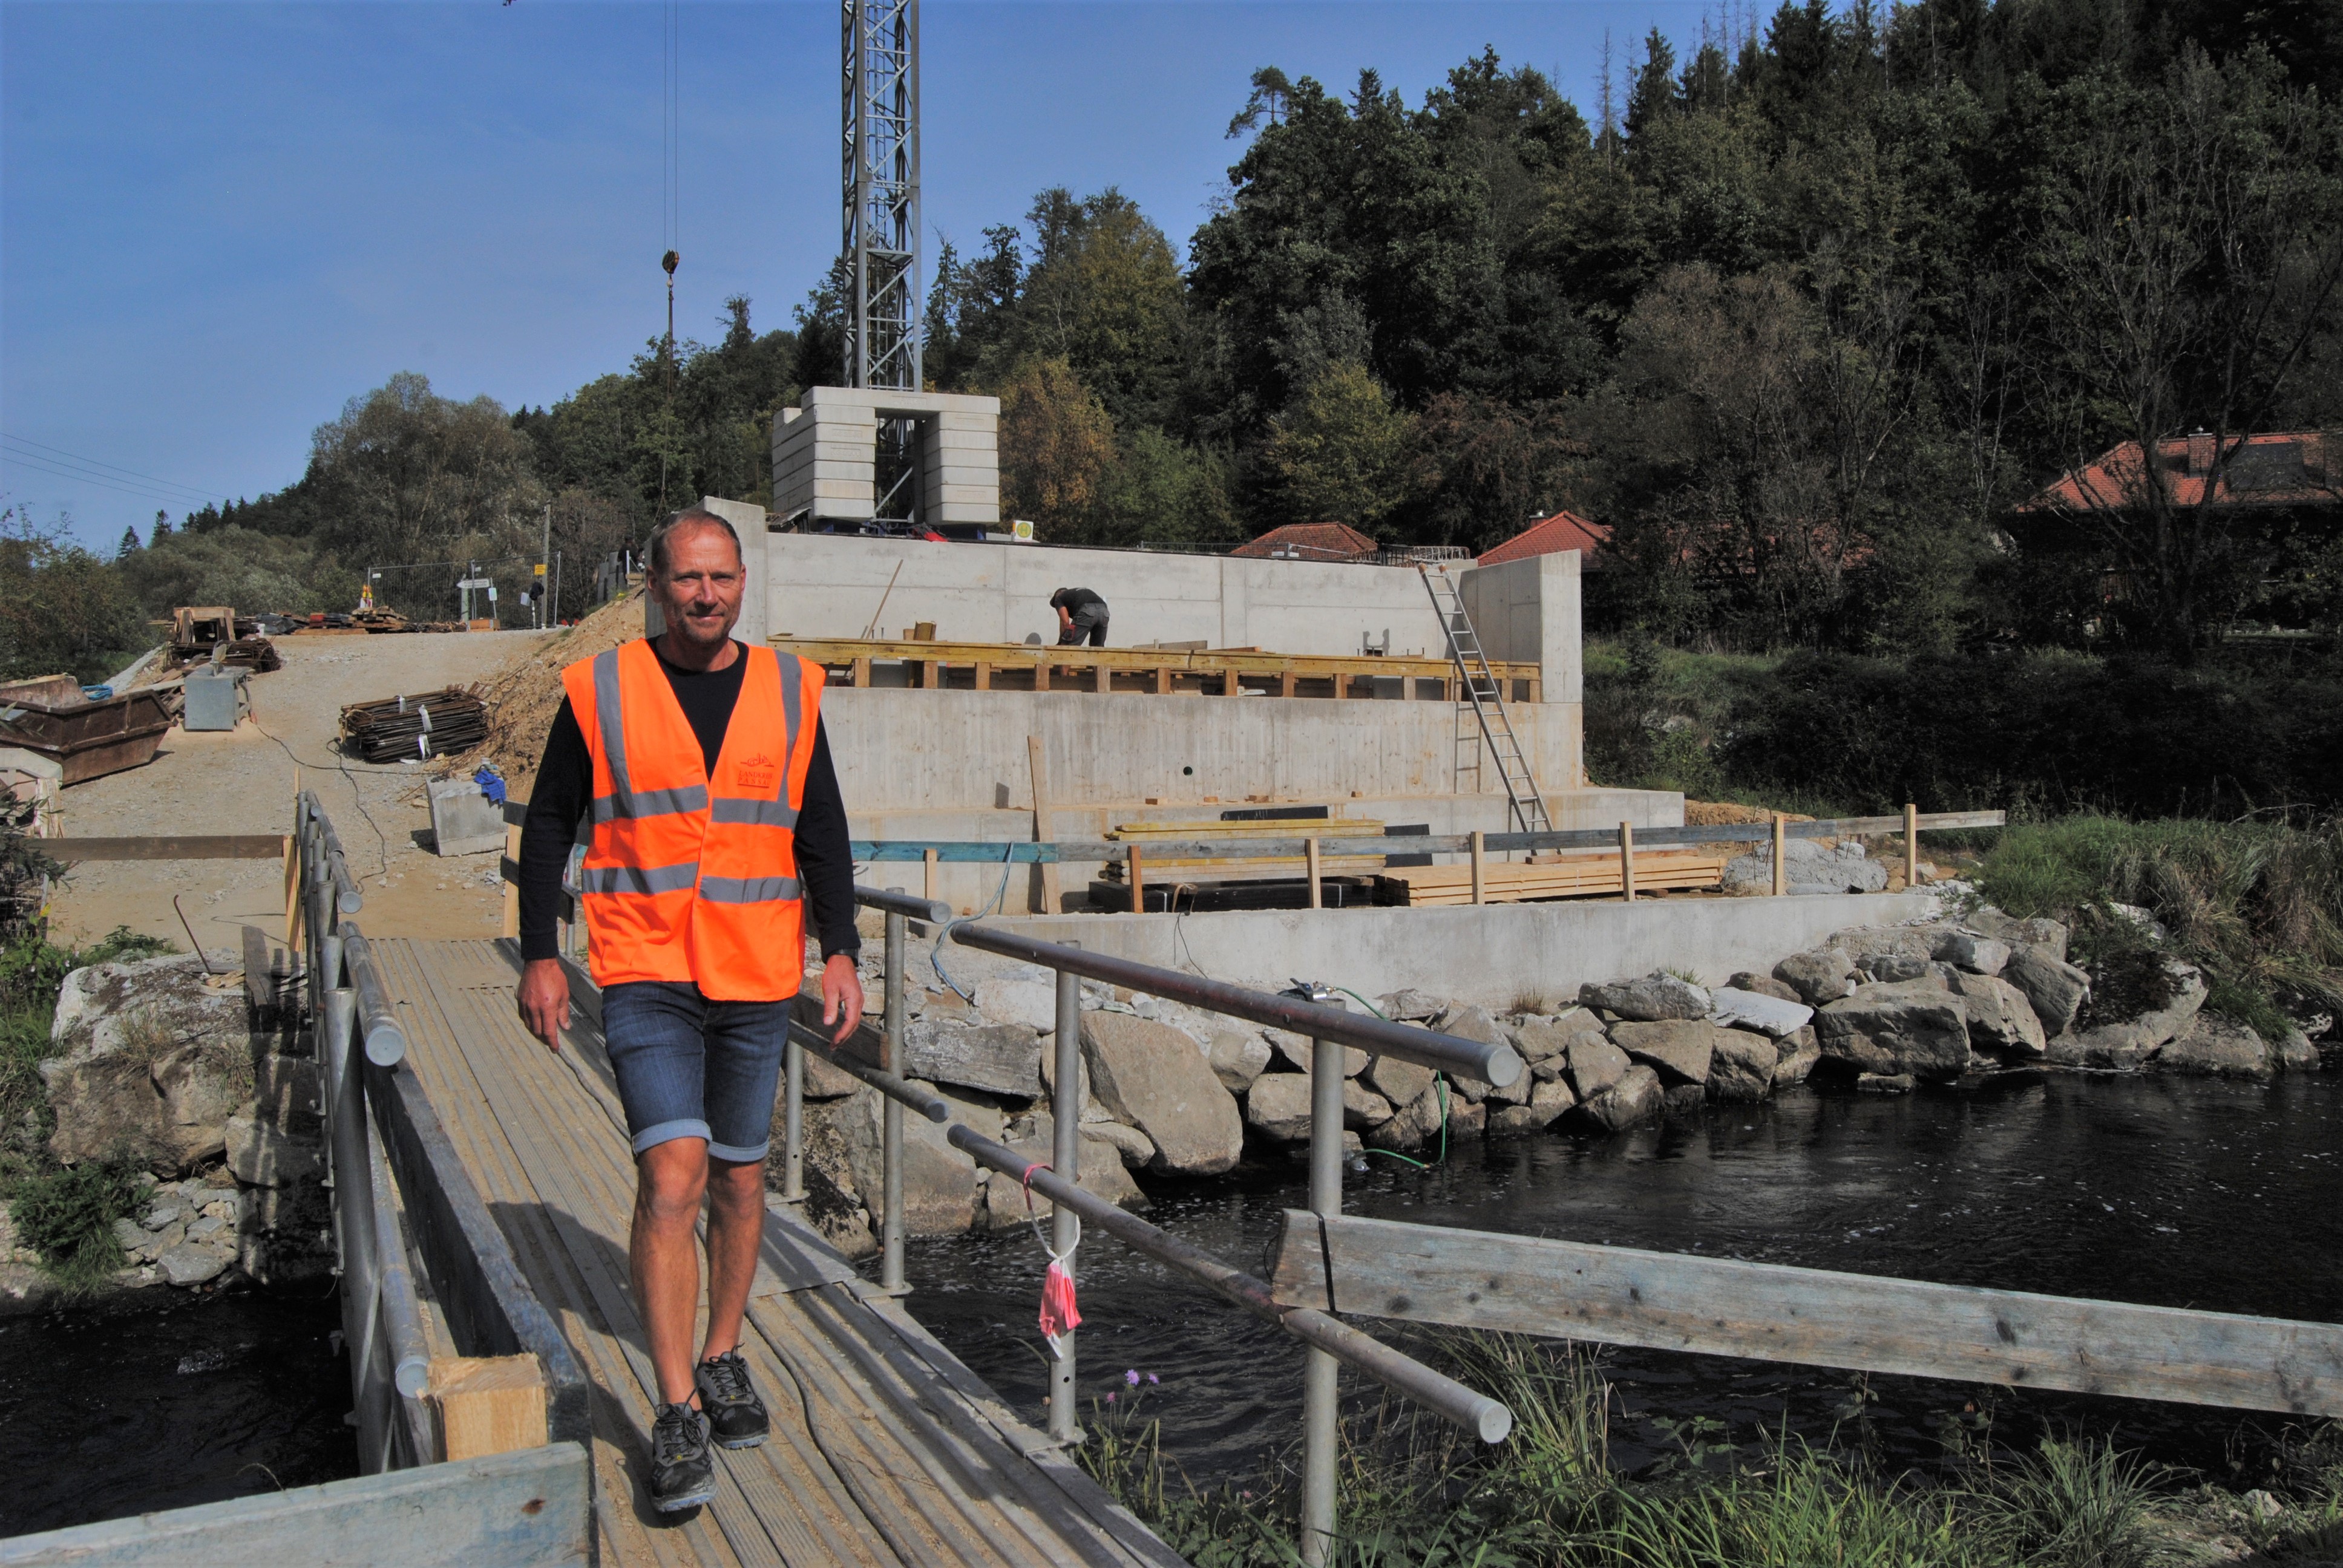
top-left (579, 860), bottom-right (701, 896)
top-left (698, 874), bottom-right (802, 904)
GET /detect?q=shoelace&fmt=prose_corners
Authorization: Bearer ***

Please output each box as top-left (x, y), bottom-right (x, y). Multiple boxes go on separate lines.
top-left (652, 1402), bottom-right (704, 1465)
top-left (699, 1353), bottom-right (752, 1406)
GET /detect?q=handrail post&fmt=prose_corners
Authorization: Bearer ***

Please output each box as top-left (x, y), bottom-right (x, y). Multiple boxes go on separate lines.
top-left (326, 985), bottom-right (387, 1469)
top-left (1904, 802), bottom-right (1919, 888)
top-left (1771, 812), bottom-right (1787, 897)
top-left (1302, 997), bottom-right (1348, 1566)
top-left (880, 892), bottom-right (908, 1296)
top-left (781, 1029), bottom-right (805, 1204)
top-left (1619, 820), bottom-right (1636, 903)
top-left (1049, 943), bottom-right (1081, 1444)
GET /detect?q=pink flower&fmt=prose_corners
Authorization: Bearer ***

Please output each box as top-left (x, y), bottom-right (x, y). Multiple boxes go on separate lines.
top-left (1124, 1368), bottom-right (1141, 1387)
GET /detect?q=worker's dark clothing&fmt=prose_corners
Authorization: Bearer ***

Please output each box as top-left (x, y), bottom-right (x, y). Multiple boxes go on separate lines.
top-left (516, 639), bottom-right (859, 965)
top-left (1050, 587), bottom-right (1109, 647)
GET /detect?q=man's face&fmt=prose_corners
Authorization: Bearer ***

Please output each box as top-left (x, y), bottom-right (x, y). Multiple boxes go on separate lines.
top-left (652, 524), bottom-right (744, 652)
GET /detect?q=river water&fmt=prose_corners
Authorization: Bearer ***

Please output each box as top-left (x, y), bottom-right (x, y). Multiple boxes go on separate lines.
top-left (0, 1288), bottom-right (356, 1537)
top-left (905, 1073), bottom-right (2342, 1486)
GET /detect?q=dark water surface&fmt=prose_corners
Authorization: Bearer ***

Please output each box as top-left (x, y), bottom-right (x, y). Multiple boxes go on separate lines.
top-left (0, 1287), bottom-right (356, 1536)
top-left (904, 1074), bottom-right (2343, 1486)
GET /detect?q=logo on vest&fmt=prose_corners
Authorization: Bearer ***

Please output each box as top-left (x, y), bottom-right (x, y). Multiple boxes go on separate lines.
top-left (731, 753), bottom-right (778, 792)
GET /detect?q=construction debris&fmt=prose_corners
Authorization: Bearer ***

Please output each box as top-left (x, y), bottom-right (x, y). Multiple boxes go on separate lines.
top-left (0, 675), bottom-right (174, 785)
top-left (169, 636), bottom-right (281, 674)
top-left (340, 685), bottom-right (490, 763)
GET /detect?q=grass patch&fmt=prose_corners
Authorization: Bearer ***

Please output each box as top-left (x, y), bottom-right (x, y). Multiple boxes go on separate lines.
top-left (9, 1157), bottom-right (142, 1293)
top-left (1080, 1334), bottom-right (2290, 1567)
top-left (1975, 816), bottom-right (2343, 1036)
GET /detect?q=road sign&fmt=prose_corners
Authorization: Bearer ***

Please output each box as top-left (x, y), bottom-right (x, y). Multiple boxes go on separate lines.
top-left (456, 577), bottom-right (494, 589)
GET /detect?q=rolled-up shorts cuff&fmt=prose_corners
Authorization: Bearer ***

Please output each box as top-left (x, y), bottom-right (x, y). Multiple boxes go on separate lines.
top-left (631, 1117), bottom-right (712, 1155)
top-left (707, 1137), bottom-right (770, 1164)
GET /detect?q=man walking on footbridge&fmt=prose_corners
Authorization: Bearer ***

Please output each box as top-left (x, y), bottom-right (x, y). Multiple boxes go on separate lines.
top-left (514, 506), bottom-right (865, 1512)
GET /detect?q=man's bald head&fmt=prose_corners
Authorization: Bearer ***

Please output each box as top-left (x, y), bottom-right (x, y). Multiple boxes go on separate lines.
top-left (647, 507), bottom-right (744, 577)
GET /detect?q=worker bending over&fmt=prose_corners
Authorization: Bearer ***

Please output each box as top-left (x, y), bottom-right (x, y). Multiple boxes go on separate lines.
top-left (1050, 586), bottom-right (1110, 646)
top-left (514, 507), bottom-right (863, 1513)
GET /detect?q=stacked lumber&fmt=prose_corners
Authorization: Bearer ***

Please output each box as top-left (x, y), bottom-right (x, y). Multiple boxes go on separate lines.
top-left (1375, 849), bottom-right (1729, 906)
top-left (169, 635), bottom-right (282, 673)
top-left (341, 685), bottom-right (490, 762)
top-left (1103, 816), bottom-right (1387, 883)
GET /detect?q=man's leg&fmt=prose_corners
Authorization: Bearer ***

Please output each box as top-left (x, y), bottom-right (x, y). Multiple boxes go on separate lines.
top-left (633, 1138), bottom-right (712, 1406)
top-left (700, 1157), bottom-right (764, 1359)
top-left (1085, 616), bottom-right (1109, 647)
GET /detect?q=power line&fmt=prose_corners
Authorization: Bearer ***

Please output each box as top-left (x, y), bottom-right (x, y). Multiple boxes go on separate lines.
top-left (0, 450), bottom-right (214, 510)
top-left (0, 433), bottom-right (223, 504)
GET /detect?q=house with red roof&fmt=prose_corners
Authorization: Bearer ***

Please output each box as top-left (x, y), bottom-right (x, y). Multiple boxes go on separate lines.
top-left (1476, 509), bottom-right (1610, 567)
top-left (2017, 430), bottom-right (2337, 515)
top-left (1229, 521), bottom-right (1381, 561)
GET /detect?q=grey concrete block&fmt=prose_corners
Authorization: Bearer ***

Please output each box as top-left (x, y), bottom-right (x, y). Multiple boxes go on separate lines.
top-left (428, 779), bottom-right (504, 857)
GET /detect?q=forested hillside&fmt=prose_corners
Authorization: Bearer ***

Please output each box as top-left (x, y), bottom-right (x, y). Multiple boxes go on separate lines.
top-left (8, 0), bottom-right (2339, 709)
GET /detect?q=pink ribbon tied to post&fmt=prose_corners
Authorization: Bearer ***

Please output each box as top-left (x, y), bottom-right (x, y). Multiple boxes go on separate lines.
top-left (1022, 1162), bottom-right (1081, 1356)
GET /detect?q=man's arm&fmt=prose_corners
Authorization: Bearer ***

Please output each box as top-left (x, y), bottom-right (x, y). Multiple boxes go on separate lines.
top-left (514, 699), bottom-right (590, 1048)
top-left (792, 718), bottom-right (864, 1041)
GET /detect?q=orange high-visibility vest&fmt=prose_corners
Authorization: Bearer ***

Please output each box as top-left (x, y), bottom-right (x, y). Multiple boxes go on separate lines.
top-left (560, 640), bottom-right (825, 1001)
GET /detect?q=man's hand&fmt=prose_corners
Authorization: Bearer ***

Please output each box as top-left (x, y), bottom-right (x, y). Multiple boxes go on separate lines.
top-left (517, 958), bottom-right (571, 1051)
top-left (820, 953), bottom-right (864, 1045)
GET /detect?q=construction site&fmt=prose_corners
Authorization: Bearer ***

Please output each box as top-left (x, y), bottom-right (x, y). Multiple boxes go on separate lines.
top-left (7, 3), bottom-right (2339, 1567)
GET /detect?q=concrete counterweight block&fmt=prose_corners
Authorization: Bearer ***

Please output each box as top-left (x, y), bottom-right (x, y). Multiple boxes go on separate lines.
top-left (428, 779), bottom-right (504, 857)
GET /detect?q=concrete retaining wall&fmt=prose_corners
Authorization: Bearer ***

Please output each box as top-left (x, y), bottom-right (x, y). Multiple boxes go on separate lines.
top-left (768, 533), bottom-right (1466, 662)
top-left (822, 686), bottom-right (1587, 812)
top-left (981, 893), bottom-right (1938, 1008)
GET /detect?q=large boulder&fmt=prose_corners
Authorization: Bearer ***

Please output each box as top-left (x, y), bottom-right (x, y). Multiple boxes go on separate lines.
top-left (1489, 1078), bottom-right (1577, 1135)
top-left (1267, 1031), bottom-right (1367, 1077)
top-left (974, 977), bottom-right (1060, 1034)
top-left (224, 1114), bottom-right (321, 1188)
top-left (1576, 1065), bottom-right (1663, 1133)
top-left (1967, 909), bottom-right (2070, 962)
top-left (1081, 1012), bottom-right (1244, 1177)
top-left (1707, 1030), bottom-right (1778, 1103)
top-left (1363, 1053), bottom-right (1435, 1111)
top-left (1611, 1020), bottom-right (1715, 1086)
top-left (2004, 947), bottom-right (2091, 1036)
top-left (1365, 1083), bottom-right (1443, 1152)
top-left (2054, 960), bottom-right (2206, 1069)
top-left (980, 1119), bottom-right (1147, 1230)
top-left (1772, 1025), bottom-right (1821, 1086)
top-left (1208, 1030), bottom-right (1273, 1093)
top-left (1243, 1073), bottom-right (1312, 1142)
top-left (1579, 974), bottom-right (1710, 1022)
top-left (1931, 930), bottom-right (2013, 976)
top-left (1814, 980), bottom-right (1970, 1080)
top-left (1510, 1014), bottom-right (1588, 1065)
top-left (1774, 949), bottom-right (1858, 1008)
top-left (1707, 987), bottom-right (1813, 1039)
top-left (42, 955), bottom-right (253, 1173)
top-left (2276, 1029), bottom-right (2321, 1073)
top-left (2157, 1015), bottom-right (2273, 1080)
top-left (1727, 972), bottom-right (1803, 1004)
top-left (1565, 1032), bottom-right (1631, 1099)
top-left (833, 1082), bottom-right (1003, 1236)
top-left (1375, 989), bottom-right (1449, 1023)
top-left (1945, 971), bottom-right (2047, 1056)
top-left (1723, 838), bottom-right (1886, 895)
top-left (899, 1019), bottom-right (1042, 1099)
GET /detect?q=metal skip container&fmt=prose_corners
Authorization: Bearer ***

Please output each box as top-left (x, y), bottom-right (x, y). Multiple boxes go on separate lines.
top-left (0, 675), bottom-right (174, 785)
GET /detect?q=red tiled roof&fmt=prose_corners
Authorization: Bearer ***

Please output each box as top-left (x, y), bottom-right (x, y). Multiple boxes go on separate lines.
top-left (1230, 521), bottom-right (1380, 561)
top-left (1476, 509), bottom-right (1610, 567)
top-left (2018, 431), bottom-right (2337, 514)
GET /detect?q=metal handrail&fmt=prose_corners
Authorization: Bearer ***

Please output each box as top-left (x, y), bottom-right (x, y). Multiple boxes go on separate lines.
top-left (298, 791), bottom-right (364, 914)
top-left (949, 923), bottom-right (1523, 1088)
top-left (340, 930), bottom-right (407, 1067)
top-left (851, 883), bottom-right (952, 924)
top-left (787, 1018), bottom-right (951, 1121)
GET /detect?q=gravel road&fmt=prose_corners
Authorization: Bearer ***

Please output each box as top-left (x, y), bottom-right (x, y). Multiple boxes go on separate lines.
top-left (46, 630), bottom-right (549, 954)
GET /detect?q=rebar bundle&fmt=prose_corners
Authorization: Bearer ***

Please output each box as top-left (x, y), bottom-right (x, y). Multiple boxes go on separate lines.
top-left (339, 685), bottom-right (488, 763)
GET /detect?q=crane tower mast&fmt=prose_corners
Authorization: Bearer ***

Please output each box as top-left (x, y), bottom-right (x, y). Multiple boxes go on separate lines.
top-left (843, 0), bottom-right (920, 393)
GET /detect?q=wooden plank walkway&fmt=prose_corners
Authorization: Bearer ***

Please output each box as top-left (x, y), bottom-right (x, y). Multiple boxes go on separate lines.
top-left (368, 937), bottom-right (1184, 1568)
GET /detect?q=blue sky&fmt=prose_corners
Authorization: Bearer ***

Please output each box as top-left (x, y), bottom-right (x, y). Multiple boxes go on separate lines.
top-left (2, 1), bottom-right (1714, 549)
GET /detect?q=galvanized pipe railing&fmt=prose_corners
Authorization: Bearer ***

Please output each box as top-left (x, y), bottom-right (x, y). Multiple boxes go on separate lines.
top-left (768, 890), bottom-right (1516, 1565)
top-left (296, 800), bottom-right (437, 1471)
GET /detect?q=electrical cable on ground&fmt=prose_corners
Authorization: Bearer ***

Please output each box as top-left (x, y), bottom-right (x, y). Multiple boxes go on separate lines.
top-left (249, 716), bottom-right (411, 883)
top-left (1325, 987), bottom-right (1452, 1170)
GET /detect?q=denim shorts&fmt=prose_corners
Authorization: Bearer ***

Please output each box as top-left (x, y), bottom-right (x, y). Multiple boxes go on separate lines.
top-left (600, 981), bottom-right (791, 1163)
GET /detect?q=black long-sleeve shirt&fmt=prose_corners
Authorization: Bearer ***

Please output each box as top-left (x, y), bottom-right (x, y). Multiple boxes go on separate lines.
top-left (517, 640), bottom-right (860, 964)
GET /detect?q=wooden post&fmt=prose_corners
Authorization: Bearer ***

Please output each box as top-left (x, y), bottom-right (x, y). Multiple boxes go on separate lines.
top-left (427, 1354), bottom-right (548, 1462)
top-left (920, 659), bottom-right (940, 689)
top-left (1094, 661), bottom-right (1110, 694)
top-left (499, 820), bottom-right (521, 939)
top-left (1619, 822), bottom-right (1636, 902)
top-left (1771, 813), bottom-right (1787, 898)
top-left (1129, 848), bottom-right (1145, 915)
top-left (1027, 736), bottom-right (1060, 914)
top-left (1469, 831), bottom-right (1486, 906)
top-left (1034, 658), bottom-right (1050, 693)
top-left (851, 655), bottom-right (871, 688)
top-left (1279, 670), bottom-right (1296, 698)
top-left (923, 846), bottom-right (939, 905)
top-left (1306, 837), bottom-right (1323, 909)
top-left (974, 661), bottom-right (991, 691)
top-left (1153, 666), bottom-right (1171, 695)
top-left (1905, 802), bottom-right (1920, 887)
top-left (1222, 665), bottom-right (1243, 697)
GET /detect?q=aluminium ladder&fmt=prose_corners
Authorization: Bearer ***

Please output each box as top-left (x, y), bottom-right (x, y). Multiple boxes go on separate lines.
top-left (1419, 565), bottom-right (1553, 834)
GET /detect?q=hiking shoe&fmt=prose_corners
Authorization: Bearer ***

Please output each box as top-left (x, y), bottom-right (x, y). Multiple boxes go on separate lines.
top-left (695, 1350), bottom-right (770, 1450)
top-left (647, 1401), bottom-right (715, 1512)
